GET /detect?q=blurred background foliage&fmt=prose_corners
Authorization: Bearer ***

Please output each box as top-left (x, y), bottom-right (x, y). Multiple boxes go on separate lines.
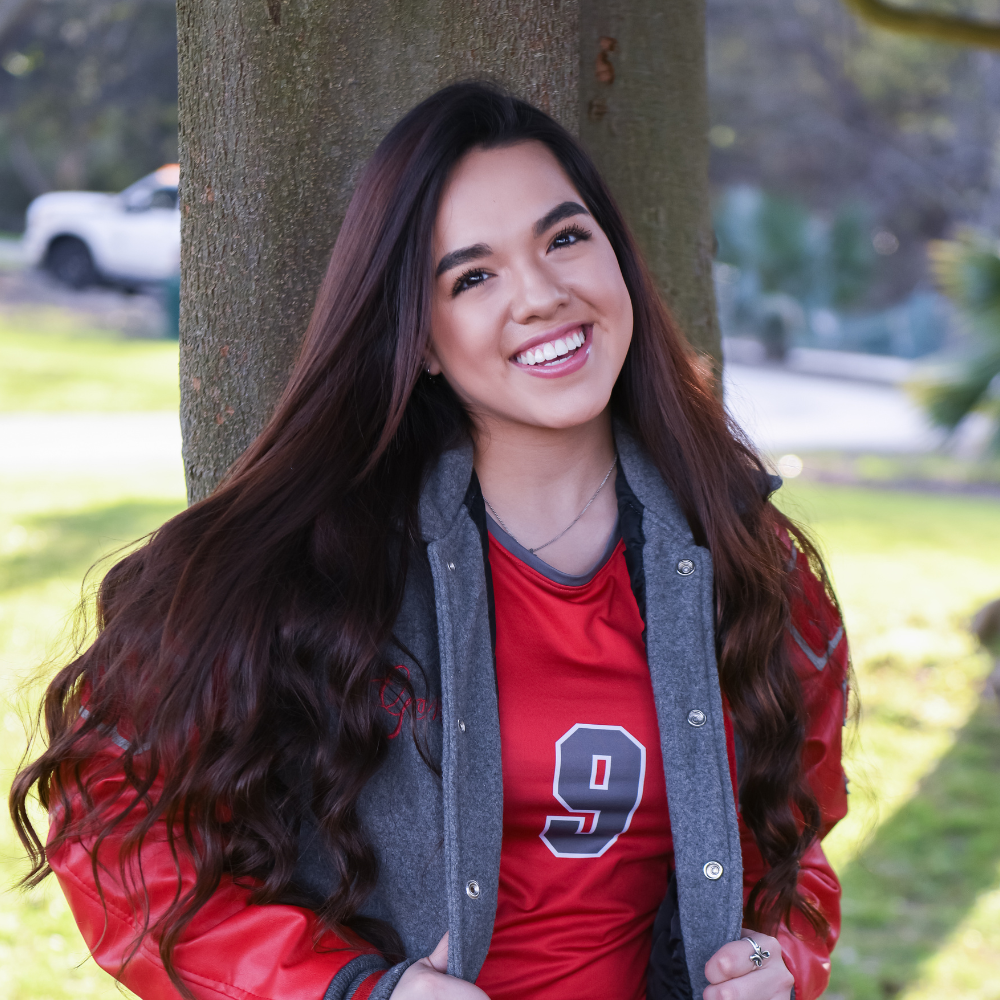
top-left (707, 0), bottom-right (1000, 304)
top-left (908, 230), bottom-right (1000, 449)
top-left (707, 0), bottom-right (1000, 374)
top-left (714, 185), bottom-right (954, 360)
top-left (0, 0), bottom-right (177, 233)
top-left (715, 187), bottom-right (875, 309)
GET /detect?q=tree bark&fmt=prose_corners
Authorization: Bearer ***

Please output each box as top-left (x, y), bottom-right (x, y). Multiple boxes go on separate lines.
top-left (578, 0), bottom-right (720, 374)
top-left (177, 0), bottom-right (720, 502)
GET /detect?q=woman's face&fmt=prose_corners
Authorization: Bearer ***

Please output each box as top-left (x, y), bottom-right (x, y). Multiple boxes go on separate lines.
top-left (428, 141), bottom-right (633, 435)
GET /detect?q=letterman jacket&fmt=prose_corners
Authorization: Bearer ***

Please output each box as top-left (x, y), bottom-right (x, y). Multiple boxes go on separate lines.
top-left (48, 425), bottom-right (849, 1000)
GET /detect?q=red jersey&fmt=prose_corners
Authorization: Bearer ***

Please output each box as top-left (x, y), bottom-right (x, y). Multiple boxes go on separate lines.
top-left (476, 525), bottom-right (673, 1000)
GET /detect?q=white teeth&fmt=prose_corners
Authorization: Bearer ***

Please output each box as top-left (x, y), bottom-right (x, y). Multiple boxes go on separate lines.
top-left (515, 329), bottom-right (587, 365)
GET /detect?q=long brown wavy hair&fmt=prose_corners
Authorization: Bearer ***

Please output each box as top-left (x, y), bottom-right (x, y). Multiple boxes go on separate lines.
top-left (11, 81), bottom-right (834, 991)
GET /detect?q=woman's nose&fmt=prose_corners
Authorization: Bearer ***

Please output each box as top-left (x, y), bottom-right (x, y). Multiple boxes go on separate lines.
top-left (509, 259), bottom-right (570, 324)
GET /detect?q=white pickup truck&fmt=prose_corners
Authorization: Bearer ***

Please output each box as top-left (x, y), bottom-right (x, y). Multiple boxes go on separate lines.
top-left (23, 164), bottom-right (180, 289)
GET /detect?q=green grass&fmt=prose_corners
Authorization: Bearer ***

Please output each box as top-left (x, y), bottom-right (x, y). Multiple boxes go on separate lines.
top-left (792, 451), bottom-right (1000, 491)
top-left (775, 482), bottom-right (1000, 1000)
top-left (0, 308), bottom-right (179, 411)
top-left (1, 479), bottom-right (185, 1000)
top-left (2, 314), bottom-right (1000, 998)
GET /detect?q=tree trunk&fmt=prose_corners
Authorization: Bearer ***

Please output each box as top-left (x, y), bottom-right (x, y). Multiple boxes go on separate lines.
top-left (578, 0), bottom-right (720, 373)
top-left (177, 0), bottom-right (719, 502)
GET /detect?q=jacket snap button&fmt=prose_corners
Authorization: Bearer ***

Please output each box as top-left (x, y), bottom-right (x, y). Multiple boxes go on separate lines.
top-left (687, 709), bottom-right (707, 727)
top-left (458, 718), bottom-right (466, 733)
top-left (447, 562), bottom-right (456, 571)
top-left (676, 559), bottom-right (695, 576)
top-left (466, 879), bottom-right (480, 899)
top-left (703, 861), bottom-right (724, 880)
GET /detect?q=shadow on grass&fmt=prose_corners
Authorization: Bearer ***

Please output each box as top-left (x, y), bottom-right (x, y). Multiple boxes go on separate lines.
top-left (829, 701), bottom-right (1000, 999)
top-left (0, 500), bottom-right (184, 595)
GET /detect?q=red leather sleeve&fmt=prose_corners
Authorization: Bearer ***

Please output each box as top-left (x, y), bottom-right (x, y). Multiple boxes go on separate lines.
top-left (740, 831), bottom-right (841, 1000)
top-left (48, 742), bottom-right (385, 1000)
top-left (740, 540), bottom-right (849, 1000)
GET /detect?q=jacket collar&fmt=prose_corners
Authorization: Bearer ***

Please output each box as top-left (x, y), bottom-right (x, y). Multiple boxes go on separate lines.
top-left (418, 437), bottom-right (475, 543)
top-left (416, 420), bottom-right (698, 546)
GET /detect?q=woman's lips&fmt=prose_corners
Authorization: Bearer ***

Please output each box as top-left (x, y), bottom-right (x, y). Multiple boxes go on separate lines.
top-left (511, 325), bottom-right (592, 379)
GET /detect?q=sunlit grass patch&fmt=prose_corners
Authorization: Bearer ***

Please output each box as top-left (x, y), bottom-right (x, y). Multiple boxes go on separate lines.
top-left (1, 466), bottom-right (184, 1000)
top-left (0, 307), bottom-right (179, 411)
top-left (775, 481), bottom-right (1000, 999)
top-left (904, 871), bottom-right (1000, 1000)
top-left (830, 706), bottom-right (1000, 999)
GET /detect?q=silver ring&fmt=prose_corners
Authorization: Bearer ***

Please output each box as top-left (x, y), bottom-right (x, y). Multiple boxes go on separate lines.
top-left (744, 937), bottom-right (770, 969)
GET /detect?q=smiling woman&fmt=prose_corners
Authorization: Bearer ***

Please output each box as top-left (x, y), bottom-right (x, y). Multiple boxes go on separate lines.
top-left (11, 83), bottom-right (848, 1000)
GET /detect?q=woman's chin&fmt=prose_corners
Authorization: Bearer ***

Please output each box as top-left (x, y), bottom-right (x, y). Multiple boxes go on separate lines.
top-left (499, 398), bottom-right (613, 434)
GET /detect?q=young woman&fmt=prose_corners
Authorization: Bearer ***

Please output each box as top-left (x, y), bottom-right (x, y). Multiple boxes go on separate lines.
top-left (11, 83), bottom-right (849, 1000)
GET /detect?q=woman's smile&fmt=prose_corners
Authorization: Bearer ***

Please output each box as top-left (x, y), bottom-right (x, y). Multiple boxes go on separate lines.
top-left (512, 323), bottom-right (591, 377)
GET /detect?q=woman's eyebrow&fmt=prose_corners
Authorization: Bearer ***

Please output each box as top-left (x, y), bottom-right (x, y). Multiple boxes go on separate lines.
top-left (436, 243), bottom-right (492, 278)
top-left (434, 201), bottom-right (590, 279)
top-left (533, 201), bottom-right (590, 237)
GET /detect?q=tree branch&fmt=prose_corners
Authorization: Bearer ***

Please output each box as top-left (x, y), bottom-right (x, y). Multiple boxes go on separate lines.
top-left (842, 0), bottom-right (1000, 50)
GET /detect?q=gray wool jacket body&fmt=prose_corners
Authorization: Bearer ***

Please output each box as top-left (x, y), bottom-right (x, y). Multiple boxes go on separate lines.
top-left (304, 426), bottom-right (746, 1000)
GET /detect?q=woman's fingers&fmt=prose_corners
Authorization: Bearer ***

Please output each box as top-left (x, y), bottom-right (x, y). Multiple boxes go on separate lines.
top-left (705, 931), bottom-right (780, 984)
top-left (391, 931), bottom-right (491, 998)
top-left (702, 967), bottom-right (792, 1000)
top-left (703, 931), bottom-right (793, 1000)
top-left (427, 932), bottom-right (449, 973)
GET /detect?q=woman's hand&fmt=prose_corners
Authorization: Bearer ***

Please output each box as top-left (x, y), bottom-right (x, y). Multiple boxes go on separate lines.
top-left (703, 930), bottom-right (794, 1000)
top-left (391, 933), bottom-right (491, 999)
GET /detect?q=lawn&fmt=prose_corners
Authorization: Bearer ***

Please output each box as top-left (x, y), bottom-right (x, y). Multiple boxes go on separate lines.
top-left (1, 308), bottom-right (999, 999)
top-left (0, 307), bottom-right (179, 412)
top-left (774, 484), bottom-right (1000, 999)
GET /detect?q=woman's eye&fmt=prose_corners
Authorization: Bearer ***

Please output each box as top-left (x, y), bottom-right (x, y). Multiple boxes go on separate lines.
top-left (452, 269), bottom-right (489, 296)
top-left (549, 224), bottom-right (592, 250)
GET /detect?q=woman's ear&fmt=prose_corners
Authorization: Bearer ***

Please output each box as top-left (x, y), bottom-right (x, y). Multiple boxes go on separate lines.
top-left (424, 343), bottom-right (443, 376)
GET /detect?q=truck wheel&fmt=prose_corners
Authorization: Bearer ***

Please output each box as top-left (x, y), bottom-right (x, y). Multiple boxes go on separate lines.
top-left (46, 237), bottom-right (99, 289)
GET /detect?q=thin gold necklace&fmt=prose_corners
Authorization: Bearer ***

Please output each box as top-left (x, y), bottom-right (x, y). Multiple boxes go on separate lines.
top-left (483, 454), bottom-right (618, 555)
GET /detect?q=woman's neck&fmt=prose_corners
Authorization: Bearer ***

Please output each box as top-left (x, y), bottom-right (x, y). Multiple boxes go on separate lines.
top-left (472, 409), bottom-right (619, 576)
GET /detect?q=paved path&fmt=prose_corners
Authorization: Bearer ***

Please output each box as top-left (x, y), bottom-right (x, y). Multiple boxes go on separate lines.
top-left (1, 411), bottom-right (184, 474)
top-left (724, 363), bottom-right (944, 455)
